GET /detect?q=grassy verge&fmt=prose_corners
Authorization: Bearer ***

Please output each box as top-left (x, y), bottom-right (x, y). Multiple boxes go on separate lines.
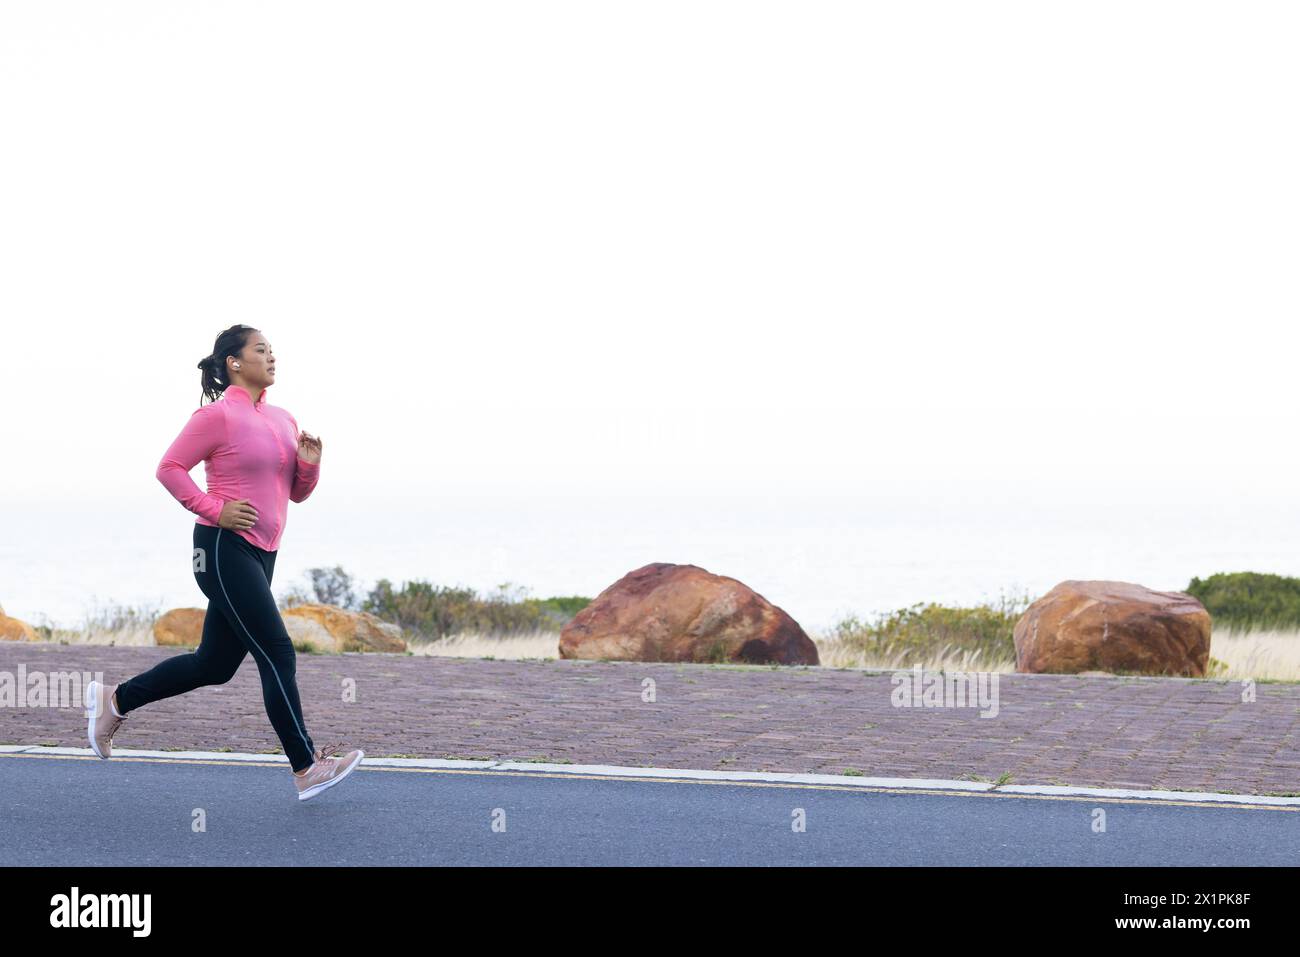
top-left (13, 570), bottom-right (1300, 682)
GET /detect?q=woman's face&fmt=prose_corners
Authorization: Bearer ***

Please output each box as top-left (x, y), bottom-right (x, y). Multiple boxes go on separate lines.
top-left (230, 331), bottom-right (276, 387)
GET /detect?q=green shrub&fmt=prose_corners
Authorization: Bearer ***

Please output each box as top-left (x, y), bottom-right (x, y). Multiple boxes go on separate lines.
top-left (305, 565), bottom-right (359, 610)
top-left (79, 601), bottom-right (160, 633)
top-left (360, 579), bottom-right (590, 640)
top-left (528, 595), bottom-right (591, 620)
top-left (273, 564), bottom-right (594, 636)
top-left (1186, 572), bottom-right (1300, 630)
top-left (278, 565), bottom-right (359, 611)
top-left (829, 593), bottom-right (1030, 666)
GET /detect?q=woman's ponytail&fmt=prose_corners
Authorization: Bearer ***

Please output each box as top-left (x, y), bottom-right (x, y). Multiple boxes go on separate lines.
top-left (198, 324), bottom-right (258, 406)
top-left (197, 354), bottom-right (225, 405)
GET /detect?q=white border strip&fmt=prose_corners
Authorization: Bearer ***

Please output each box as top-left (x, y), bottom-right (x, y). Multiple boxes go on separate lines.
top-left (6, 745), bottom-right (1299, 806)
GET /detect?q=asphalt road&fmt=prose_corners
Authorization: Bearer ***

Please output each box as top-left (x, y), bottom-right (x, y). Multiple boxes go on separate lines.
top-left (2, 753), bottom-right (1296, 866)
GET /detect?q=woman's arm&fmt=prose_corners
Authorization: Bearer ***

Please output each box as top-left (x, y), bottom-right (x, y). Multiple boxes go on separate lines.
top-left (156, 402), bottom-right (227, 523)
top-left (289, 414), bottom-right (321, 503)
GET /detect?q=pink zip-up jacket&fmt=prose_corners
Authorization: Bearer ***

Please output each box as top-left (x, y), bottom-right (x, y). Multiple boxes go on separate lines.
top-left (156, 383), bottom-right (320, 552)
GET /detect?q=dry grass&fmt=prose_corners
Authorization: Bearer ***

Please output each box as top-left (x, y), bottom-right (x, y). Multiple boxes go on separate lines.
top-left (408, 631), bottom-right (1023, 671)
top-left (33, 602), bottom-right (159, 647)
top-left (812, 636), bottom-right (1016, 673)
top-left (46, 624), bottom-right (156, 647)
top-left (815, 626), bottom-right (1300, 681)
top-left (405, 628), bottom-right (561, 660)
top-left (21, 611), bottom-right (1300, 682)
top-left (1208, 627), bottom-right (1300, 682)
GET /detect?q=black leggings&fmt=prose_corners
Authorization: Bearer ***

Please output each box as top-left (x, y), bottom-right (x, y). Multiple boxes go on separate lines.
top-left (115, 523), bottom-right (317, 772)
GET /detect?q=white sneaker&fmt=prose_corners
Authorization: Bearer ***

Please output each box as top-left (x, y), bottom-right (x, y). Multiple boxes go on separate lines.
top-left (85, 680), bottom-right (126, 759)
top-left (294, 743), bottom-right (365, 801)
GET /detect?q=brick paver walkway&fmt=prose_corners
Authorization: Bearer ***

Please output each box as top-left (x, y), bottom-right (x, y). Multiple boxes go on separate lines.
top-left (3, 642), bottom-right (1298, 795)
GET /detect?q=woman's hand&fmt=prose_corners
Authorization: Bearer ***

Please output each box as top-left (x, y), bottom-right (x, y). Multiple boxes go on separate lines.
top-left (297, 431), bottom-right (322, 464)
top-left (218, 499), bottom-right (259, 531)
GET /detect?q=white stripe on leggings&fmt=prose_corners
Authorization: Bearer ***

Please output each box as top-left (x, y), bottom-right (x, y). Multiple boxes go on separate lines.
top-left (214, 528), bottom-right (314, 766)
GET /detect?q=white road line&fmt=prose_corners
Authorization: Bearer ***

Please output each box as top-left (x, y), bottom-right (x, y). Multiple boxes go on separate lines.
top-left (5, 744), bottom-right (1299, 807)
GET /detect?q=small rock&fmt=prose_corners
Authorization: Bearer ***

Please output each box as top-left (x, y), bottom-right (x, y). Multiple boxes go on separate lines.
top-left (0, 610), bottom-right (38, 641)
top-left (154, 608), bottom-right (206, 647)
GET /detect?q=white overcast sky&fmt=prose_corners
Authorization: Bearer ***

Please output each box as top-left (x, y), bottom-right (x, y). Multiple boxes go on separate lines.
top-left (1, 1), bottom-right (1297, 509)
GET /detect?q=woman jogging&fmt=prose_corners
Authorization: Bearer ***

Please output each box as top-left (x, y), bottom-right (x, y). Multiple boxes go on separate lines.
top-left (85, 324), bottom-right (364, 802)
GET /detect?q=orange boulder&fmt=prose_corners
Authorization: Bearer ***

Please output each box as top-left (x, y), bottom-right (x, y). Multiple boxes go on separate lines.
top-left (560, 562), bottom-right (818, 665)
top-left (1014, 580), bottom-right (1211, 676)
